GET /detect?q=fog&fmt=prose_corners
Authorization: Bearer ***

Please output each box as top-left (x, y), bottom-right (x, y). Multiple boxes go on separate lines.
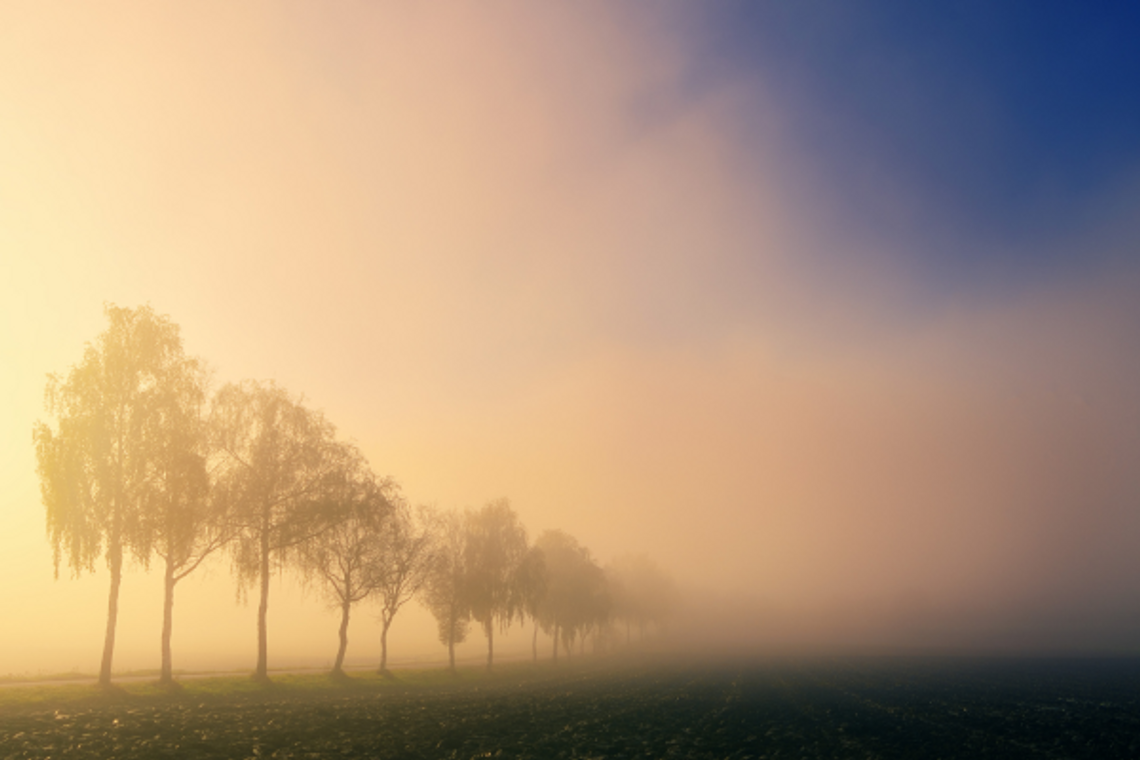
top-left (2, 2), bottom-right (1140, 679)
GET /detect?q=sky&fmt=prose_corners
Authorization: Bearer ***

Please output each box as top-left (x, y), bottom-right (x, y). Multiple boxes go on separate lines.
top-left (2, 2), bottom-right (1140, 675)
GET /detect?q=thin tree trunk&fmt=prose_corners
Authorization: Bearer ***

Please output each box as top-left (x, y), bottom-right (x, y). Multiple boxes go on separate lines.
top-left (160, 556), bottom-right (176, 685)
top-left (485, 619), bottom-right (494, 670)
top-left (378, 612), bottom-right (393, 674)
top-left (552, 624), bottom-right (558, 662)
top-left (532, 622), bottom-right (538, 663)
top-left (447, 629), bottom-right (456, 672)
top-left (99, 539), bottom-right (123, 688)
top-left (333, 600), bottom-right (351, 675)
top-left (254, 527), bottom-right (271, 682)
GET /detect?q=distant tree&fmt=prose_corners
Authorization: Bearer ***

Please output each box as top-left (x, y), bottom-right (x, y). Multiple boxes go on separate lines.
top-left (515, 545), bottom-right (547, 662)
top-left (535, 530), bottom-right (608, 661)
top-left (211, 380), bottom-right (349, 682)
top-left (607, 554), bottom-right (678, 644)
top-left (464, 499), bottom-right (528, 669)
top-left (372, 500), bottom-right (436, 675)
top-left (294, 451), bottom-right (392, 677)
top-left (423, 509), bottom-right (470, 672)
top-left (33, 304), bottom-right (199, 688)
top-left (604, 562), bottom-right (632, 646)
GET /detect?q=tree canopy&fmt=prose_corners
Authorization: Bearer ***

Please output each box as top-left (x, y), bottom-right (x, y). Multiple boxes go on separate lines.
top-left (423, 510), bottom-right (470, 672)
top-left (295, 451), bottom-right (392, 676)
top-left (212, 379), bottom-right (353, 681)
top-left (606, 554), bottom-right (678, 643)
top-left (535, 530), bottom-right (608, 659)
top-left (464, 499), bottom-right (529, 669)
top-left (372, 500), bottom-right (437, 675)
top-left (34, 305), bottom-right (679, 682)
top-left (34, 304), bottom-right (202, 686)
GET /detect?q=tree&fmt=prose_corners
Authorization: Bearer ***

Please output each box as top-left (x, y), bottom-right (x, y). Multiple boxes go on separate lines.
top-left (212, 380), bottom-right (349, 682)
top-left (606, 554), bottom-right (678, 644)
top-left (515, 545), bottom-right (547, 663)
top-left (372, 500), bottom-right (436, 675)
top-left (535, 530), bottom-right (608, 661)
top-left (464, 499), bottom-right (528, 669)
top-left (295, 451), bottom-right (392, 677)
top-left (137, 358), bottom-right (235, 686)
top-left (33, 304), bottom-right (199, 687)
top-left (423, 509), bottom-right (470, 672)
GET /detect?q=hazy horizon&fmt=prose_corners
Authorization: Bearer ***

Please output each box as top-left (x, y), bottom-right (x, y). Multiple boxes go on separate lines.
top-left (3, 2), bottom-right (1140, 678)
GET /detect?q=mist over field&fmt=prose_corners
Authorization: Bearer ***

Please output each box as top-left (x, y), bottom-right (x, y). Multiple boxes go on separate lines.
top-left (3, 1), bottom-right (1140, 685)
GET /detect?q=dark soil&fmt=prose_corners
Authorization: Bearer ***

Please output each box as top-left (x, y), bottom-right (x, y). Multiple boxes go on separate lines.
top-left (1, 657), bottom-right (1138, 759)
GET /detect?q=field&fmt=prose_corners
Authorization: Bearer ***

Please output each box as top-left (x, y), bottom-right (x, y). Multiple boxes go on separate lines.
top-left (1, 657), bottom-right (1138, 759)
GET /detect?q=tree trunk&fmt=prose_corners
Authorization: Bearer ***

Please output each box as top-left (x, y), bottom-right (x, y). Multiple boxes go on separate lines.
top-left (254, 527), bottom-right (271, 682)
top-left (552, 624), bottom-right (559, 662)
top-left (485, 618), bottom-right (494, 670)
top-left (98, 540), bottom-right (123, 688)
top-left (447, 630), bottom-right (455, 672)
top-left (159, 556), bottom-right (176, 685)
top-left (532, 622), bottom-right (538, 663)
top-left (333, 600), bottom-right (351, 675)
top-left (378, 612), bottom-right (393, 674)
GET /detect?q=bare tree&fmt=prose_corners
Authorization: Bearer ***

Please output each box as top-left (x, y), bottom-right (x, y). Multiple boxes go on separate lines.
top-left (423, 510), bottom-right (469, 672)
top-left (372, 500), bottom-right (436, 676)
top-left (34, 304), bottom-right (199, 688)
top-left (464, 499), bottom-right (528, 670)
top-left (212, 380), bottom-right (349, 682)
top-left (295, 453), bottom-right (392, 677)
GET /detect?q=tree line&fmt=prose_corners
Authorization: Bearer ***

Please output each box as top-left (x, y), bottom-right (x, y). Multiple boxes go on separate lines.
top-left (33, 305), bottom-right (677, 688)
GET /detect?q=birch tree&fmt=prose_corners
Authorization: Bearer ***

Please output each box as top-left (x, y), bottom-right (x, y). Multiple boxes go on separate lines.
top-left (515, 545), bottom-right (547, 663)
top-left (137, 358), bottom-right (235, 686)
top-left (212, 380), bottom-right (348, 682)
top-left (535, 530), bottom-right (608, 661)
top-left (33, 304), bottom-right (199, 687)
top-left (372, 500), bottom-right (436, 675)
top-left (296, 454), bottom-right (392, 677)
top-left (423, 510), bottom-right (469, 672)
top-left (464, 499), bottom-right (527, 670)
top-left (606, 554), bottom-right (678, 643)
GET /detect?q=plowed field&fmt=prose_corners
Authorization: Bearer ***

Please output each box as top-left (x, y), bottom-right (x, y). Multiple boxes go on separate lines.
top-left (2, 658), bottom-right (1138, 759)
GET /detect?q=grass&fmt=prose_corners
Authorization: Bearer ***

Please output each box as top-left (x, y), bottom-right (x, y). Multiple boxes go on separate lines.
top-left (0, 658), bottom-right (568, 712)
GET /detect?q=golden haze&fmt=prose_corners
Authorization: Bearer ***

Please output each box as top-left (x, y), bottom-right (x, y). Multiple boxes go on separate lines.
top-left (2, 2), bottom-right (1140, 675)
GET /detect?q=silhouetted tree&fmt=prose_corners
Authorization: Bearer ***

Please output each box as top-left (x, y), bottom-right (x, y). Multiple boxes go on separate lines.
top-left (372, 500), bottom-right (436, 675)
top-left (423, 509), bottom-right (470, 672)
top-left (212, 380), bottom-right (349, 682)
top-left (607, 554), bottom-right (678, 643)
top-left (464, 499), bottom-right (528, 669)
top-left (535, 530), bottom-right (608, 661)
top-left (34, 304), bottom-right (199, 687)
top-left (295, 451), bottom-right (392, 677)
top-left (515, 545), bottom-right (547, 662)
